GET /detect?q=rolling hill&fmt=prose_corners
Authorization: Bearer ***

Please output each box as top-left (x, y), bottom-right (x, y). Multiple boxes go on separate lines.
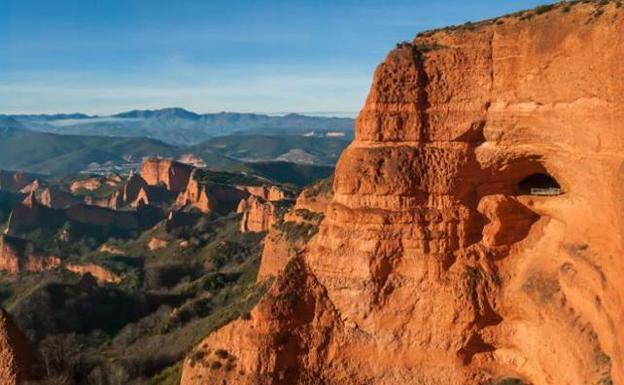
top-left (193, 134), bottom-right (349, 165)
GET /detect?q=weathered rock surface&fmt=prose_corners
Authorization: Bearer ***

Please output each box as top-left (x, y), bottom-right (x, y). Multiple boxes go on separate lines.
top-left (65, 263), bottom-right (121, 284)
top-left (181, 3), bottom-right (624, 385)
top-left (147, 237), bottom-right (169, 251)
top-left (109, 173), bottom-right (150, 208)
top-left (39, 187), bottom-right (81, 209)
top-left (176, 170), bottom-right (213, 213)
top-left (237, 196), bottom-right (278, 233)
top-left (177, 173), bottom-right (249, 215)
top-left (0, 235), bottom-right (61, 274)
top-left (141, 158), bottom-right (193, 193)
top-left (244, 185), bottom-right (293, 202)
top-left (0, 170), bottom-right (35, 193)
top-left (257, 181), bottom-right (331, 279)
top-left (69, 177), bottom-right (103, 193)
top-left (0, 308), bottom-right (32, 385)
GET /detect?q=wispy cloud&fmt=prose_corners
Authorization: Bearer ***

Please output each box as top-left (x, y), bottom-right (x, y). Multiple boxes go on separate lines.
top-left (0, 67), bottom-right (371, 115)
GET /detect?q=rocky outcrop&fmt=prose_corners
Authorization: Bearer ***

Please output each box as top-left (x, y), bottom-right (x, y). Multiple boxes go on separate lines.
top-left (19, 179), bottom-right (41, 194)
top-left (110, 173), bottom-right (177, 209)
top-left (109, 173), bottom-right (150, 208)
top-left (6, 197), bottom-right (162, 240)
top-left (257, 183), bottom-right (330, 279)
top-left (70, 177), bottom-right (103, 193)
top-left (237, 186), bottom-right (298, 233)
top-left (99, 243), bottom-right (125, 255)
top-left (178, 153), bottom-right (207, 168)
top-left (141, 158), bottom-right (193, 193)
top-left (0, 235), bottom-right (61, 274)
top-left (176, 170), bottom-right (213, 213)
top-left (243, 185), bottom-right (293, 202)
top-left (147, 237), bottom-right (169, 251)
top-left (65, 263), bottom-right (121, 284)
top-left (0, 170), bottom-right (35, 193)
top-left (182, 3), bottom-right (624, 385)
top-left (0, 308), bottom-right (33, 385)
top-left (39, 187), bottom-right (81, 209)
top-left (70, 175), bottom-right (123, 194)
top-left (237, 196), bottom-right (279, 233)
top-left (177, 171), bottom-right (250, 215)
top-left (289, 177), bottom-right (333, 215)
top-left (5, 195), bottom-right (57, 237)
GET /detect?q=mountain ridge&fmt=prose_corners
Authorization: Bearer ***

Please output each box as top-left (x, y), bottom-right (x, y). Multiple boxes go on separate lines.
top-left (2, 108), bottom-right (354, 146)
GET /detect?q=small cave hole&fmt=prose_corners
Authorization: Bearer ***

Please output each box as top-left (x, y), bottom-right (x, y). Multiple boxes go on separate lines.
top-left (517, 173), bottom-right (562, 196)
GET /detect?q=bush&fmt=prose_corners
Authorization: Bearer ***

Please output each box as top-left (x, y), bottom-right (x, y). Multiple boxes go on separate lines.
top-left (535, 4), bottom-right (555, 14)
top-left (275, 222), bottom-right (319, 243)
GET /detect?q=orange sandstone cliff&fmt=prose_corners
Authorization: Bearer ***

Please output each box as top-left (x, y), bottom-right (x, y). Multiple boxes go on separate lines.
top-left (141, 158), bottom-right (193, 193)
top-left (237, 196), bottom-right (278, 233)
top-left (0, 308), bottom-right (32, 385)
top-left (257, 180), bottom-right (331, 279)
top-left (181, 3), bottom-right (624, 385)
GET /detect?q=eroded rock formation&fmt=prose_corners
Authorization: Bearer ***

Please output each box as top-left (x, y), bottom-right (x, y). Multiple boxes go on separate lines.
top-left (244, 185), bottom-right (293, 202)
top-left (258, 181), bottom-right (331, 279)
top-left (39, 187), bottom-right (81, 209)
top-left (0, 308), bottom-right (32, 385)
top-left (237, 196), bottom-right (278, 233)
top-left (0, 170), bottom-right (35, 193)
top-left (181, 3), bottom-right (624, 385)
top-left (141, 158), bottom-right (193, 193)
top-left (176, 170), bottom-right (213, 213)
top-left (0, 235), bottom-right (61, 274)
top-left (65, 263), bottom-right (121, 284)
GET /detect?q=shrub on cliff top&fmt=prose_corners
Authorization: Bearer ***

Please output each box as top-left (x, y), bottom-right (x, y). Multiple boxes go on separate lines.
top-left (535, 4), bottom-right (556, 14)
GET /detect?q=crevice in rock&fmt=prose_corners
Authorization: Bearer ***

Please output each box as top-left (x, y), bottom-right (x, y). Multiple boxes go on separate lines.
top-left (411, 46), bottom-right (431, 143)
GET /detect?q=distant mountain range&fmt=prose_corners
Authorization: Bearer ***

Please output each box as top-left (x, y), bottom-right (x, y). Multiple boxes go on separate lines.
top-left (0, 115), bottom-right (349, 176)
top-left (1, 107), bottom-right (354, 146)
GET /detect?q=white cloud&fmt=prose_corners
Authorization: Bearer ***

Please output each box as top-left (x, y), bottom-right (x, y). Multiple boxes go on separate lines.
top-left (0, 66), bottom-right (372, 115)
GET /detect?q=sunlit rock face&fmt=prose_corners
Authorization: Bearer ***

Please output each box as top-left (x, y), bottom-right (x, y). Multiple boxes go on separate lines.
top-left (0, 308), bottom-right (32, 385)
top-left (181, 4), bottom-right (624, 385)
top-left (140, 158), bottom-right (193, 193)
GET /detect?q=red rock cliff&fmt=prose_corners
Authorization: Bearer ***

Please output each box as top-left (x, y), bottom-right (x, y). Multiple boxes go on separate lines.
top-left (0, 308), bottom-right (32, 385)
top-left (0, 170), bottom-right (34, 193)
top-left (141, 158), bottom-right (193, 193)
top-left (181, 3), bottom-right (624, 385)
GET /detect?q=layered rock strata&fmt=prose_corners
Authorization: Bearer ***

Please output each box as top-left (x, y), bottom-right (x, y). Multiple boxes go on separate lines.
top-left (181, 3), bottom-right (624, 384)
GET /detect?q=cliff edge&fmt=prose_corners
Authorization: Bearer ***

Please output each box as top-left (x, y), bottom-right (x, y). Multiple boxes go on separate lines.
top-left (181, 2), bottom-right (624, 385)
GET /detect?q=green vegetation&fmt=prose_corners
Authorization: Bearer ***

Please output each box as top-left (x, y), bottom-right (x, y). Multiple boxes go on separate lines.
top-left (193, 134), bottom-right (349, 165)
top-left (149, 362), bottom-right (182, 385)
top-left (415, 0), bottom-right (623, 38)
top-left (2, 210), bottom-right (269, 385)
top-left (535, 4), bottom-right (556, 14)
top-left (193, 168), bottom-right (265, 187)
top-left (294, 209), bottom-right (324, 224)
top-left (274, 221), bottom-right (319, 243)
top-left (0, 129), bottom-right (179, 175)
top-left (232, 161), bottom-right (334, 187)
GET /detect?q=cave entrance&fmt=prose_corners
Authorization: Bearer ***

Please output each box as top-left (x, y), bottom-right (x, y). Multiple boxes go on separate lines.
top-left (517, 173), bottom-right (562, 196)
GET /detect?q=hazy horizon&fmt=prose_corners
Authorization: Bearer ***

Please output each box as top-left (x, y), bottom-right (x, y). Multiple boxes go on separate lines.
top-left (2, 0), bottom-right (551, 115)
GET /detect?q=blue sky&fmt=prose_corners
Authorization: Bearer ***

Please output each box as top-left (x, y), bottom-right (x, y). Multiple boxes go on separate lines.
top-left (0, 0), bottom-right (550, 116)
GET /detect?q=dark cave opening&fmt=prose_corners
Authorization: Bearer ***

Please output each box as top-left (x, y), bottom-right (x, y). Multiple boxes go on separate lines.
top-left (517, 173), bottom-right (562, 196)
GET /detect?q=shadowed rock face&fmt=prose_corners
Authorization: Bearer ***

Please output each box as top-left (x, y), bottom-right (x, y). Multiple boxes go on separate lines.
top-left (0, 308), bottom-right (32, 385)
top-left (181, 4), bottom-right (624, 385)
